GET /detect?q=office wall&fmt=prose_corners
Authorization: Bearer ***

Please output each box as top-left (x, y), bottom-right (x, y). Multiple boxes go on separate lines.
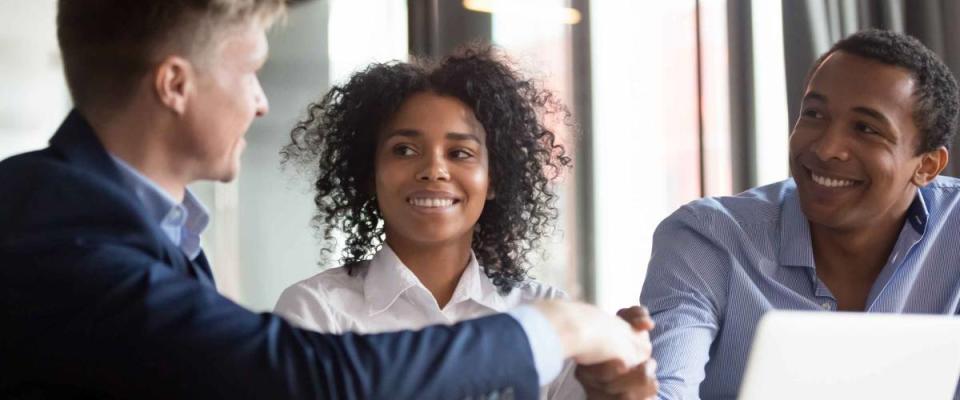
top-left (0, 0), bottom-right (70, 160)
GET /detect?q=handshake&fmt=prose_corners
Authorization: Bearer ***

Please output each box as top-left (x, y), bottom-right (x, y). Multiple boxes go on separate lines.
top-left (535, 301), bottom-right (658, 400)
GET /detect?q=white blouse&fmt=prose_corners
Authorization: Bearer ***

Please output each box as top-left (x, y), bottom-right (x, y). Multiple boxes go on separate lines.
top-left (274, 245), bottom-right (584, 399)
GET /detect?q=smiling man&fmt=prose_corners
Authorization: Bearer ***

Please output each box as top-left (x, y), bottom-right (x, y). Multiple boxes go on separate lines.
top-left (635, 30), bottom-right (960, 399)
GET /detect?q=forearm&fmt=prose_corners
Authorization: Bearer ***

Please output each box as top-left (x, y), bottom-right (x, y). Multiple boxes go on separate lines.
top-left (640, 284), bottom-right (719, 399)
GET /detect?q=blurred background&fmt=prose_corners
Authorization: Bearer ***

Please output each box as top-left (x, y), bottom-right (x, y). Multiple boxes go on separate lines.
top-left (3, 0), bottom-right (960, 312)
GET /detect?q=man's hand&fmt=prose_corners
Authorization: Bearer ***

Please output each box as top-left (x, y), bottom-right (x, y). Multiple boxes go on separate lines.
top-left (575, 306), bottom-right (659, 400)
top-left (576, 359), bottom-right (658, 400)
top-left (532, 301), bottom-right (653, 368)
top-left (615, 306), bottom-right (655, 332)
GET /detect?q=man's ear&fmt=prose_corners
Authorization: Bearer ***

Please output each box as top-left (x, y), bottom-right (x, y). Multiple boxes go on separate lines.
top-left (154, 55), bottom-right (195, 115)
top-left (913, 146), bottom-right (949, 187)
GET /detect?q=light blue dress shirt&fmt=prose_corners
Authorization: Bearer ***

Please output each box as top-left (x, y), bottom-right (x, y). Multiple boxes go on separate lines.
top-left (109, 155), bottom-right (209, 260)
top-left (108, 155), bottom-right (565, 387)
top-left (507, 305), bottom-right (565, 386)
top-left (641, 177), bottom-right (960, 400)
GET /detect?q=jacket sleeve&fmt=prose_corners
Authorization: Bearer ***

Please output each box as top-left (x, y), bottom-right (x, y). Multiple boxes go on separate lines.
top-left (2, 239), bottom-right (540, 399)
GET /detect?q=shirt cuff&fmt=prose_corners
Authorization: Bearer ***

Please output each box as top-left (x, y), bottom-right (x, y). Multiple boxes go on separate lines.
top-left (507, 305), bottom-right (565, 386)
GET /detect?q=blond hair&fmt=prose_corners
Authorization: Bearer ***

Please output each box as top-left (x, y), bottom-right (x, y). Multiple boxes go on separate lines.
top-left (57, 0), bottom-right (286, 111)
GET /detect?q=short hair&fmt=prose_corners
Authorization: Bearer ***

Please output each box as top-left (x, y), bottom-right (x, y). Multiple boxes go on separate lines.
top-left (810, 29), bottom-right (960, 153)
top-left (57, 0), bottom-right (285, 111)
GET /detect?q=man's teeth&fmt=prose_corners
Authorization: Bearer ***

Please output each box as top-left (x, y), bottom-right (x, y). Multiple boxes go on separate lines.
top-left (811, 172), bottom-right (856, 188)
top-left (408, 198), bottom-right (455, 208)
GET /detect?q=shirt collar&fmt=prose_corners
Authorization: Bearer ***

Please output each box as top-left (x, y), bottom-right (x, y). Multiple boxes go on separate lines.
top-left (778, 180), bottom-right (929, 268)
top-left (905, 189), bottom-right (929, 233)
top-left (363, 244), bottom-right (506, 316)
top-left (177, 190), bottom-right (210, 260)
top-left (450, 252), bottom-right (508, 312)
top-left (364, 245), bottom-right (421, 315)
top-left (108, 155), bottom-right (209, 259)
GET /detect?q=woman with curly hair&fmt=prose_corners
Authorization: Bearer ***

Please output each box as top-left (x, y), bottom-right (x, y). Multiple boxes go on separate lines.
top-left (274, 46), bottom-right (583, 398)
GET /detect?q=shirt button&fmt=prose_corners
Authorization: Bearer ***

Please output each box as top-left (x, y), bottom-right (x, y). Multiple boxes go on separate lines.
top-left (821, 302), bottom-right (832, 310)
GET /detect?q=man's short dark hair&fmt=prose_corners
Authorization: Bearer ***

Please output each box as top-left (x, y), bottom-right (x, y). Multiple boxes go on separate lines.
top-left (57, 0), bottom-right (285, 112)
top-left (811, 29), bottom-right (960, 153)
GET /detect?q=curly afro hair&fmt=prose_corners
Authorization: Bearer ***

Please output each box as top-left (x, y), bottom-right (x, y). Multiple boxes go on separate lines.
top-left (282, 45), bottom-right (573, 293)
top-left (811, 29), bottom-right (960, 153)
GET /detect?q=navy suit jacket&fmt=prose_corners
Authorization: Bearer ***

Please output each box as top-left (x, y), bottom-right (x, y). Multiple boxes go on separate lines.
top-left (0, 111), bottom-right (540, 399)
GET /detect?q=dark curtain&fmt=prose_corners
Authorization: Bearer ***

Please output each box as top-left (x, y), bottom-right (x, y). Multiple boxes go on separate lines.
top-left (782, 0), bottom-right (960, 176)
top-left (407, 0), bottom-right (491, 58)
top-left (728, 0), bottom-right (757, 192)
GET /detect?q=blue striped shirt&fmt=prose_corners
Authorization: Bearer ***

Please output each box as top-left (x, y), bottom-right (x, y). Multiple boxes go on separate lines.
top-left (641, 177), bottom-right (960, 399)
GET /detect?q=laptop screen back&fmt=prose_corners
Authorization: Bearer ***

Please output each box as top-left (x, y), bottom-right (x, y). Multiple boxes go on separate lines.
top-left (738, 311), bottom-right (960, 400)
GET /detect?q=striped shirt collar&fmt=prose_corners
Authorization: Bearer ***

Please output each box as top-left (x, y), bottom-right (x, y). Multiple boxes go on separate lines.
top-left (778, 183), bottom-right (929, 269)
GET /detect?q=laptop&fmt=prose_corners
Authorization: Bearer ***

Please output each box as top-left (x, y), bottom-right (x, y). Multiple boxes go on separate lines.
top-left (738, 311), bottom-right (960, 400)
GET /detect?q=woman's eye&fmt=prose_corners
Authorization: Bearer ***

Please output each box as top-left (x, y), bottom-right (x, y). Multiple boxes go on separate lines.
top-left (450, 149), bottom-right (474, 159)
top-left (855, 122), bottom-right (879, 135)
top-left (801, 109), bottom-right (823, 119)
top-left (392, 145), bottom-right (417, 156)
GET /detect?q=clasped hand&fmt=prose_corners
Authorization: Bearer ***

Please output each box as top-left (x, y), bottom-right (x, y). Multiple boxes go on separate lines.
top-left (533, 302), bottom-right (658, 400)
top-left (576, 306), bottom-right (658, 400)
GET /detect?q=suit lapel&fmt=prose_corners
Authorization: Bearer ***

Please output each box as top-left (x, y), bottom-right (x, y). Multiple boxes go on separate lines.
top-left (190, 251), bottom-right (217, 288)
top-left (50, 110), bottom-right (215, 288)
top-left (152, 233), bottom-right (216, 289)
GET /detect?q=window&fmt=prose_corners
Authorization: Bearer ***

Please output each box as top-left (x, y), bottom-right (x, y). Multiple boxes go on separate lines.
top-left (589, 0), bottom-right (705, 310)
top-left (0, 1), bottom-right (70, 161)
